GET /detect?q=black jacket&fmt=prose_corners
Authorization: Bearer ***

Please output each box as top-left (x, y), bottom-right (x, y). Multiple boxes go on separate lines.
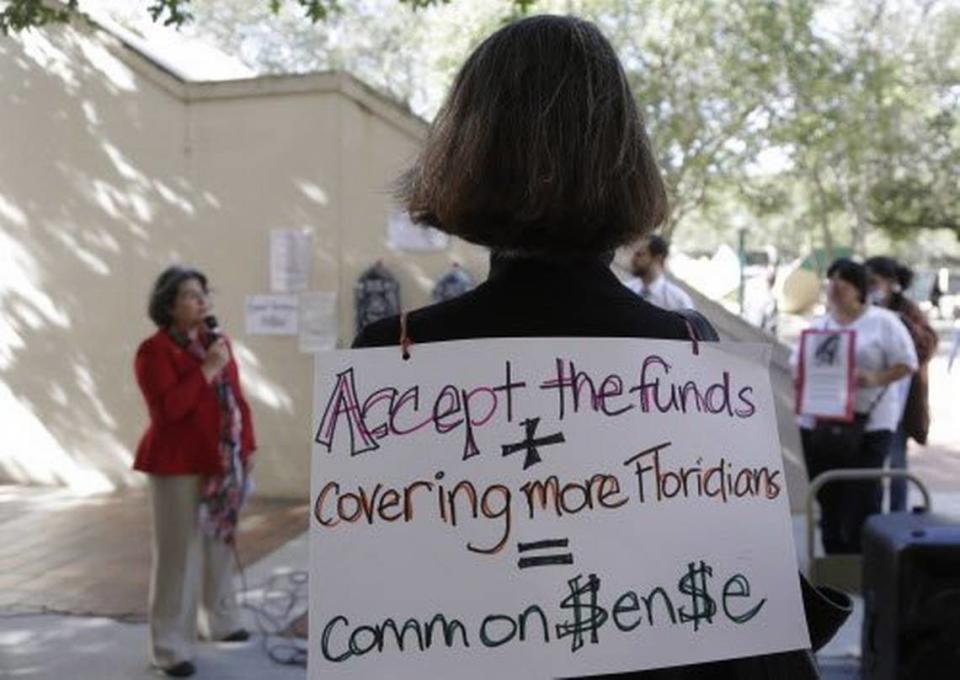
top-left (354, 254), bottom-right (846, 679)
top-left (354, 253), bottom-right (689, 347)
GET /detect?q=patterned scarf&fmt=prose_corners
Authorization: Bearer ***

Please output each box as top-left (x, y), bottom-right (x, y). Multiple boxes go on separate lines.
top-left (177, 331), bottom-right (249, 544)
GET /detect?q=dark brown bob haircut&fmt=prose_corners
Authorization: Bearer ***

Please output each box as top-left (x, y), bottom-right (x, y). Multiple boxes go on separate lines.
top-left (398, 15), bottom-right (667, 255)
top-left (147, 265), bottom-right (208, 328)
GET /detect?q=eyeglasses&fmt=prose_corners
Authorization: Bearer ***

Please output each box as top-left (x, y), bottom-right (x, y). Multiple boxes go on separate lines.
top-left (178, 288), bottom-right (215, 302)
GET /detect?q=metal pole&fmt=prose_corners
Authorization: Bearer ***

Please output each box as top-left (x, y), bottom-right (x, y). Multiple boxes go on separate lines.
top-left (805, 469), bottom-right (932, 568)
top-left (737, 227), bottom-right (746, 313)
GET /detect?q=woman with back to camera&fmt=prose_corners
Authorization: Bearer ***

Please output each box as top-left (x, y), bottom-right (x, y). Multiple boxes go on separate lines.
top-left (134, 266), bottom-right (255, 678)
top-left (354, 14), bottom-right (847, 679)
top-left (864, 256), bottom-right (937, 512)
top-left (796, 259), bottom-right (917, 557)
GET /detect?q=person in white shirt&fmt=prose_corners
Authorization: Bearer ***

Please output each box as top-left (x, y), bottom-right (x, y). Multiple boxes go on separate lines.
top-left (793, 258), bottom-right (918, 554)
top-left (625, 235), bottom-right (695, 310)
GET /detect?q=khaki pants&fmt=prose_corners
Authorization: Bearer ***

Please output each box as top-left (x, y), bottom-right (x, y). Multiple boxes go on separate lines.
top-left (147, 475), bottom-right (243, 667)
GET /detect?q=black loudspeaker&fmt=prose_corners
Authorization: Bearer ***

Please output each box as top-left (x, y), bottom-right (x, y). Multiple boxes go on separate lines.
top-left (861, 511), bottom-right (960, 680)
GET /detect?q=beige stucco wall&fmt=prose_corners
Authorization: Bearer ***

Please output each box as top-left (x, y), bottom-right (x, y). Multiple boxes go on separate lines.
top-left (0, 17), bottom-right (487, 498)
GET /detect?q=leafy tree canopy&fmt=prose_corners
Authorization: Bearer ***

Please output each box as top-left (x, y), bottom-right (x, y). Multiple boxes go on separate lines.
top-left (3, 0), bottom-right (958, 257)
top-left (0, 0), bottom-right (536, 33)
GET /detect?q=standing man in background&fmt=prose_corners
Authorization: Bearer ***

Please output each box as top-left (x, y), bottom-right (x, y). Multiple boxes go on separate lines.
top-left (626, 234), bottom-right (695, 310)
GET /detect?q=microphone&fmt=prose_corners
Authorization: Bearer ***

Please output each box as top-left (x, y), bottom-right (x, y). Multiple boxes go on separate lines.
top-left (203, 315), bottom-right (221, 347)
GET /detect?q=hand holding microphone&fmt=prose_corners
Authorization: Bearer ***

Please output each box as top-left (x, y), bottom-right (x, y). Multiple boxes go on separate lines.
top-left (201, 315), bottom-right (230, 383)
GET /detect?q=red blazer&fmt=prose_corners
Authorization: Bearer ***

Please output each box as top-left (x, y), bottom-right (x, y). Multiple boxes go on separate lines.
top-left (133, 329), bottom-right (256, 475)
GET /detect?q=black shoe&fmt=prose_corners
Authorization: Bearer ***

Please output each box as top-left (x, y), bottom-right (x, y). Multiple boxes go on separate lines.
top-left (162, 661), bottom-right (195, 677)
top-left (220, 629), bottom-right (250, 642)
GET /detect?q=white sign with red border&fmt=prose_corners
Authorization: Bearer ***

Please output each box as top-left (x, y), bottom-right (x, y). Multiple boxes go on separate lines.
top-left (796, 329), bottom-right (856, 422)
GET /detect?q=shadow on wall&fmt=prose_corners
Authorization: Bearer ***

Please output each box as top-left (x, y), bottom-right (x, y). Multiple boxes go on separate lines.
top-left (0, 20), bottom-right (298, 493)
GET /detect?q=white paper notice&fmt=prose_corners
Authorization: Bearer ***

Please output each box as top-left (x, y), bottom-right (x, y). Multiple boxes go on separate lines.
top-left (270, 229), bottom-right (312, 292)
top-left (299, 291), bottom-right (338, 353)
top-left (387, 210), bottom-right (449, 251)
top-left (245, 294), bottom-right (299, 335)
top-left (796, 329), bottom-right (856, 421)
top-left (309, 338), bottom-right (808, 679)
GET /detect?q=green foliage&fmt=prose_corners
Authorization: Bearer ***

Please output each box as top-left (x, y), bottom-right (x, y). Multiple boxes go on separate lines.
top-left (2, 0), bottom-right (957, 255)
top-left (398, 0), bottom-right (449, 9)
top-left (868, 176), bottom-right (958, 238)
top-left (0, 0), bottom-right (534, 32)
top-left (862, 104), bottom-right (960, 240)
top-left (293, 0), bottom-right (341, 22)
top-left (0, 0), bottom-right (77, 34)
top-left (619, 0), bottom-right (960, 253)
top-left (147, 0), bottom-right (192, 27)
top-left (586, 0), bottom-right (802, 235)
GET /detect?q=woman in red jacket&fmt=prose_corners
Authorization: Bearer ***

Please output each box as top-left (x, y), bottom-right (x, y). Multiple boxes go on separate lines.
top-left (134, 265), bottom-right (256, 678)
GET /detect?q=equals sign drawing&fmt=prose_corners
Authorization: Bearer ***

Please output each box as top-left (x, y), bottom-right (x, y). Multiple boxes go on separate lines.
top-left (517, 538), bottom-right (574, 569)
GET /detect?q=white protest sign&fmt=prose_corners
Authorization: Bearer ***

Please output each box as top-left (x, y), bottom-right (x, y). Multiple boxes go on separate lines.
top-left (309, 338), bottom-right (808, 680)
top-left (796, 329), bottom-right (856, 421)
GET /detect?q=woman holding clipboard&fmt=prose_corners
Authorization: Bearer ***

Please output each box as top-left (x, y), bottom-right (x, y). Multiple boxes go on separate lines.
top-left (795, 259), bottom-right (917, 555)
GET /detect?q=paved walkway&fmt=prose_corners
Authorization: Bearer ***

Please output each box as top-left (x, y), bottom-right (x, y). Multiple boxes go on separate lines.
top-left (8, 484), bottom-right (957, 679)
top-left (0, 486), bottom-right (307, 621)
top-left (0, 530), bottom-right (310, 679)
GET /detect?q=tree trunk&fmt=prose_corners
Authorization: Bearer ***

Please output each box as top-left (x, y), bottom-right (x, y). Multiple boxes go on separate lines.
top-left (810, 162), bottom-right (835, 264)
